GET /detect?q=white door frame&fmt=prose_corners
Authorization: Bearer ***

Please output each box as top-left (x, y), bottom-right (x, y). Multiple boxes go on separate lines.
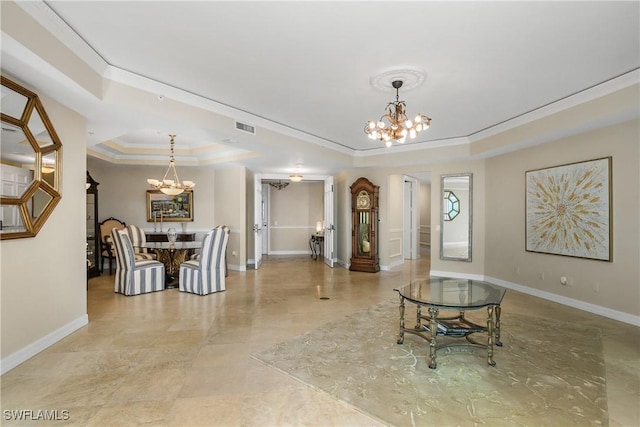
top-left (261, 183), bottom-right (269, 255)
top-left (323, 176), bottom-right (335, 267)
top-left (253, 173), bottom-right (336, 269)
top-left (253, 174), bottom-right (263, 269)
top-left (403, 176), bottom-right (419, 260)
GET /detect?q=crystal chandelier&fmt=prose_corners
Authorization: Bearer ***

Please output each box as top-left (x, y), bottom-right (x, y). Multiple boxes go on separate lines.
top-left (146, 134), bottom-right (195, 196)
top-left (364, 80), bottom-right (431, 147)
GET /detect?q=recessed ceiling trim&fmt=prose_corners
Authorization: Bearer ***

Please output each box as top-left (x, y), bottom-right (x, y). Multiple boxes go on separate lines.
top-left (17, 1), bottom-right (109, 75)
top-left (104, 66), bottom-right (356, 156)
top-left (469, 69), bottom-right (640, 143)
top-left (352, 137), bottom-right (470, 157)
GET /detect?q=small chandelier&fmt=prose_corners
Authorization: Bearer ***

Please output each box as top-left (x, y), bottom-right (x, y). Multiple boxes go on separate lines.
top-left (147, 134), bottom-right (195, 196)
top-left (364, 80), bottom-right (431, 147)
top-left (268, 180), bottom-right (290, 190)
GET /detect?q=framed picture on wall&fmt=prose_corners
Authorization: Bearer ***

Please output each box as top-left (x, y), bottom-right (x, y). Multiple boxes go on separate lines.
top-left (525, 157), bottom-right (612, 261)
top-left (146, 190), bottom-right (194, 222)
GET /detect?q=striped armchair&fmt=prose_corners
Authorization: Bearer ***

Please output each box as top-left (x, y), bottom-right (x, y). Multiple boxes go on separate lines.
top-left (179, 228), bottom-right (229, 295)
top-left (123, 224), bottom-right (157, 260)
top-left (112, 229), bottom-right (165, 296)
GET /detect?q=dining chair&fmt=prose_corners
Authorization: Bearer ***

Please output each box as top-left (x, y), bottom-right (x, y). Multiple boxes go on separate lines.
top-left (190, 225), bottom-right (230, 276)
top-left (179, 228), bottom-right (229, 295)
top-left (123, 224), bottom-right (157, 260)
top-left (111, 229), bottom-right (165, 296)
top-left (99, 217), bottom-right (126, 275)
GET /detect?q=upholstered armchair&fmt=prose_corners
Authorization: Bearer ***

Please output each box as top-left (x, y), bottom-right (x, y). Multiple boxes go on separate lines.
top-left (99, 217), bottom-right (126, 275)
top-left (111, 229), bottom-right (165, 296)
top-left (179, 228), bottom-right (229, 295)
top-left (123, 224), bottom-right (157, 260)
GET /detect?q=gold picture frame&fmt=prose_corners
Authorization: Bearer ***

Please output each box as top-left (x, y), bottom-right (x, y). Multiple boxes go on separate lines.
top-left (525, 157), bottom-right (612, 261)
top-left (146, 190), bottom-right (193, 223)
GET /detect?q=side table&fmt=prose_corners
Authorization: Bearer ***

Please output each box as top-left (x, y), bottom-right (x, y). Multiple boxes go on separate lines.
top-left (309, 234), bottom-right (324, 260)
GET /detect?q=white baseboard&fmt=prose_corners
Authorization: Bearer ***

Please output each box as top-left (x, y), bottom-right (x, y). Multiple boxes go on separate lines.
top-left (381, 259), bottom-right (404, 271)
top-left (227, 263), bottom-right (246, 272)
top-left (429, 270), bottom-right (640, 327)
top-left (268, 250), bottom-right (312, 255)
top-left (1, 314), bottom-right (88, 375)
top-left (429, 270), bottom-right (486, 281)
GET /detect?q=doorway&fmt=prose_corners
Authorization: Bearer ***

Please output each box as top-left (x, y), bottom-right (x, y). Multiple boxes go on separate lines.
top-left (253, 174), bottom-right (335, 269)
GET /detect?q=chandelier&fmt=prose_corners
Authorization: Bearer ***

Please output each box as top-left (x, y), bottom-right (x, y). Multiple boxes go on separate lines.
top-left (146, 134), bottom-right (195, 196)
top-left (364, 80), bottom-right (431, 147)
top-left (268, 180), bottom-right (290, 190)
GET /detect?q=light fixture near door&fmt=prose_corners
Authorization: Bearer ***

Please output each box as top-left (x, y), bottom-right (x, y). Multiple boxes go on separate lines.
top-left (290, 163), bottom-right (304, 182)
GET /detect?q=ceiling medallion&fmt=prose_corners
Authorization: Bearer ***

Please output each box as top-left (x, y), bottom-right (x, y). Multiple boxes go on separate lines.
top-left (370, 66), bottom-right (426, 92)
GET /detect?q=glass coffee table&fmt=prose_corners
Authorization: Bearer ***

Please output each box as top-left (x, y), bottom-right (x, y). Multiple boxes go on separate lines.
top-left (395, 277), bottom-right (506, 369)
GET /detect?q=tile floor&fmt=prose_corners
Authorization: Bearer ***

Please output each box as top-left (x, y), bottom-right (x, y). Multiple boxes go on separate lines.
top-left (1, 254), bottom-right (639, 426)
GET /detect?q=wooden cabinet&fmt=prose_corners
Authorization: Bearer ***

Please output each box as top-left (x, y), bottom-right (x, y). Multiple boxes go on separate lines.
top-left (145, 232), bottom-right (195, 242)
top-left (86, 171), bottom-right (100, 278)
top-left (349, 177), bottom-right (380, 273)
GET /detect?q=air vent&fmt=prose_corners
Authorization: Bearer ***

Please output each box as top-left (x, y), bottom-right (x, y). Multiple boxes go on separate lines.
top-left (1, 127), bottom-right (18, 133)
top-left (235, 121), bottom-right (256, 135)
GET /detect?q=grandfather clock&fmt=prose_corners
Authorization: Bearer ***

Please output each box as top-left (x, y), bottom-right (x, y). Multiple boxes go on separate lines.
top-left (349, 177), bottom-right (380, 273)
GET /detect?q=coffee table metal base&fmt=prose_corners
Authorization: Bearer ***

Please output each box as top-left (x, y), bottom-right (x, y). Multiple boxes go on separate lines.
top-left (397, 295), bottom-right (502, 369)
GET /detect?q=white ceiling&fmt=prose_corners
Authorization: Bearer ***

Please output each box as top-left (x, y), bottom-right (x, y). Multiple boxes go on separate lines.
top-left (2, 1), bottom-right (639, 175)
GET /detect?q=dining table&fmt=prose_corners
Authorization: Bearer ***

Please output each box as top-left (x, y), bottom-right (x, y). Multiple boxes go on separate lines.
top-left (140, 241), bottom-right (201, 288)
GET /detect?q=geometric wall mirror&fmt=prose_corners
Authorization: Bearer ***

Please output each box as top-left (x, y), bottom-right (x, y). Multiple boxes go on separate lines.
top-left (1, 76), bottom-right (62, 240)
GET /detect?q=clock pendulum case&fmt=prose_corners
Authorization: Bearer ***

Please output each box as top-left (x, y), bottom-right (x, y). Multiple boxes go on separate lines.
top-left (349, 177), bottom-right (380, 272)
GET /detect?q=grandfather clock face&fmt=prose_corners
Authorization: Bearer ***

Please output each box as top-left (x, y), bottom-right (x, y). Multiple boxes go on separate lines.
top-left (356, 191), bottom-right (371, 209)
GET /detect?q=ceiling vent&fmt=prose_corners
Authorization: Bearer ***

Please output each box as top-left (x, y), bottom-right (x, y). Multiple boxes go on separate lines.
top-left (235, 121), bottom-right (256, 135)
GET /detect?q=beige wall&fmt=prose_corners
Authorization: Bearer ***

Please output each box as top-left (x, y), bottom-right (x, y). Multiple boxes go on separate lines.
top-left (214, 166), bottom-right (247, 269)
top-left (484, 119), bottom-right (639, 317)
top-left (335, 171), bottom-right (351, 267)
top-left (268, 181), bottom-right (323, 253)
top-left (386, 175), bottom-right (405, 268)
top-left (1, 88), bottom-right (88, 369)
top-left (86, 159), bottom-right (215, 234)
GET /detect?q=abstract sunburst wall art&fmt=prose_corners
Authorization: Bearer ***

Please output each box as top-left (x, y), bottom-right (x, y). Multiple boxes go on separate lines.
top-left (526, 157), bottom-right (612, 261)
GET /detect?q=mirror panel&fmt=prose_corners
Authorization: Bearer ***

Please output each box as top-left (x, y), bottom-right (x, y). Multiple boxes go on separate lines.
top-left (0, 83), bottom-right (28, 119)
top-left (42, 151), bottom-right (57, 183)
top-left (1, 76), bottom-right (62, 239)
top-left (0, 124), bottom-right (36, 199)
top-left (440, 173), bottom-right (472, 262)
top-left (28, 105), bottom-right (55, 149)
top-left (32, 187), bottom-right (54, 222)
